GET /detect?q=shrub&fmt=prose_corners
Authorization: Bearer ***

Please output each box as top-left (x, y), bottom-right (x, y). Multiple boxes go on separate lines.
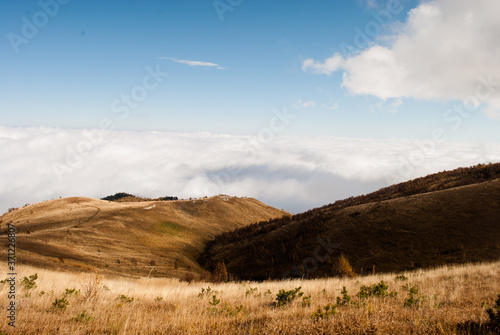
top-left (336, 287), bottom-right (352, 306)
top-left (116, 294), bottom-right (134, 303)
top-left (312, 304), bottom-right (337, 320)
top-left (52, 297), bottom-right (69, 310)
top-left (70, 310), bottom-right (93, 323)
top-left (245, 287), bottom-right (258, 297)
top-left (198, 286), bottom-right (218, 298)
top-left (404, 284), bottom-right (422, 308)
top-left (20, 273), bottom-right (38, 289)
top-left (301, 294), bottom-right (312, 307)
top-left (357, 281), bottom-right (397, 299)
top-left (209, 295), bottom-right (220, 306)
top-left (206, 294), bottom-right (243, 316)
top-left (395, 274), bottom-right (408, 281)
top-left (274, 287), bottom-right (304, 307)
top-left (64, 288), bottom-right (80, 296)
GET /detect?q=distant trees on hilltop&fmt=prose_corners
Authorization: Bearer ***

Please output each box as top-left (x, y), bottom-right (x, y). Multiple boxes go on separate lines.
top-left (101, 192), bottom-right (135, 201)
top-left (161, 196), bottom-right (178, 201)
top-left (101, 192), bottom-right (179, 202)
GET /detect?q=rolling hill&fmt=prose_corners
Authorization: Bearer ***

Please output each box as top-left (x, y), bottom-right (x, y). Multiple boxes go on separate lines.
top-left (0, 195), bottom-right (289, 279)
top-left (201, 163), bottom-right (500, 280)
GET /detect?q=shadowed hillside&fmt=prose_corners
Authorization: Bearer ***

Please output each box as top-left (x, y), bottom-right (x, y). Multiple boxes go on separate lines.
top-left (0, 195), bottom-right (289, 279)
top-left (202, 164), bottom-right (500, 280)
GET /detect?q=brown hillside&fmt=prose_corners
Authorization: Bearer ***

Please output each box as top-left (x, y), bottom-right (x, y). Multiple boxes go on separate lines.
top-left (202, 178), bottom-right (500, 281)
top-left (0, 195), bottom-right (289, 279)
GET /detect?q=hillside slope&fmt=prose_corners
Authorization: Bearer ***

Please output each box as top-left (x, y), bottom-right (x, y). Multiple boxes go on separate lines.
top-left (202, 176), bottom-right (500, 281)
top-left (0, 195), bottom-right (289, 279)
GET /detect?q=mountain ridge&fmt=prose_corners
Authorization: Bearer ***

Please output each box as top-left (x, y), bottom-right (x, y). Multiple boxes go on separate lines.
top-left (201, 163), bottom-right (500, 280)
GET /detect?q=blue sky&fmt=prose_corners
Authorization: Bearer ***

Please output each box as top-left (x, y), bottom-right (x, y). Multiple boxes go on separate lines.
top-left (2, 0), bottom-right (499, 141)
top-left (1, 0), bottom-right (500, 213)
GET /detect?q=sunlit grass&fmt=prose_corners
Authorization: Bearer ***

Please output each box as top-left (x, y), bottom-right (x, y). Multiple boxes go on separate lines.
top-left (1, 261), bottom-right (499, 334)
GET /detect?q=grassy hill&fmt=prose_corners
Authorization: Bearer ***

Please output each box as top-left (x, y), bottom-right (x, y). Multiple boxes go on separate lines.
top-left (202, 164), bottom-right (500, 280)
top-left (0, 195), bottom-right (289, 280)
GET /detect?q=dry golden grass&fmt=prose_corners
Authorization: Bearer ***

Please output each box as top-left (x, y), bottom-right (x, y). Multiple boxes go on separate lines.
top-left (1, 261), bottom-right (499, 334)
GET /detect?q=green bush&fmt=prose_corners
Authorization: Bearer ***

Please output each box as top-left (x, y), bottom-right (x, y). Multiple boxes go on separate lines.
top-left (395, 274), bottom-right (408, 281)
top-left (70, 310), bottom-right (93, 323)
top-left (64, 288), bottom-right (80, 295)
top-left (116, 294), bottom-right (134, 303)
top-left (274, 287), bottom-right (304, 307)
top-left (198, 286), bottom-right (218, 298)
top-left (357, 281), bottom-right (397, 299)
top-left (245, 287), bottom-right (258, 297)
top-left (312, 304), bottom-right (337, 320)
top-left (208, 295), bottom-right (220, 306)
top-left (404, 284), bottom-right (423, 308)
top-left (52, 297), bottom-right (69, 310)
top-left (206, 294), bottom-right (243, 316)
top-left (20, 273), bottom-right (38, 289)
top-left (336, 287), bottom-right (352, 306)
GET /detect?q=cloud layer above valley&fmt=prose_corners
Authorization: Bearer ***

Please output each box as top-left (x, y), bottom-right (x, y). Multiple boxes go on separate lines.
top-left (303, 0), bottom-right (500, 118)
top-left (1, 126), bottom-right (499, 214)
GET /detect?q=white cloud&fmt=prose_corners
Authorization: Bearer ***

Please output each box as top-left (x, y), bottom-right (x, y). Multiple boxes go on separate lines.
top-left (391, 98), bottom-right (403, 108)
top-left (303, 0), bottom-right (500, 117)
top-left (293, 99), bottom-right (316, 108)
top-left (159, 57), bottom-right (224, 69)
top-left (302, 53), bottom-right (344, 75)
top-left (1, 126), bottom-right (499, 215)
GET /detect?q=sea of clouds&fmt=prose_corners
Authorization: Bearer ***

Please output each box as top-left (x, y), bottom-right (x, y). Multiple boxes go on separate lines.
top-left (1, 126), bottom-right (499, 214)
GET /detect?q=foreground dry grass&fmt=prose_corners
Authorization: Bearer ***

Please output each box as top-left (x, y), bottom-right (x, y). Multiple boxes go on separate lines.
top-left (1, 261), bottom-right (500, 334)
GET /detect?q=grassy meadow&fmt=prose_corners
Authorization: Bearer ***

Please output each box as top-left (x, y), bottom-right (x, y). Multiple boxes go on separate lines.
top-left (1, 261), bottom-right (500, 334)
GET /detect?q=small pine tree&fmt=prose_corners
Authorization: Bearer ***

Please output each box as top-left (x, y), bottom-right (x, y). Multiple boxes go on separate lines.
top-left (212, 262), bottom-right (228, 283)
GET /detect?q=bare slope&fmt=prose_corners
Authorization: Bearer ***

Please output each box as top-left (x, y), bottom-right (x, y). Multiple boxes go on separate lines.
top-left (0, 195), bottom-right (289, 279)
top-left (202, 179), bottom-right (500, 281)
